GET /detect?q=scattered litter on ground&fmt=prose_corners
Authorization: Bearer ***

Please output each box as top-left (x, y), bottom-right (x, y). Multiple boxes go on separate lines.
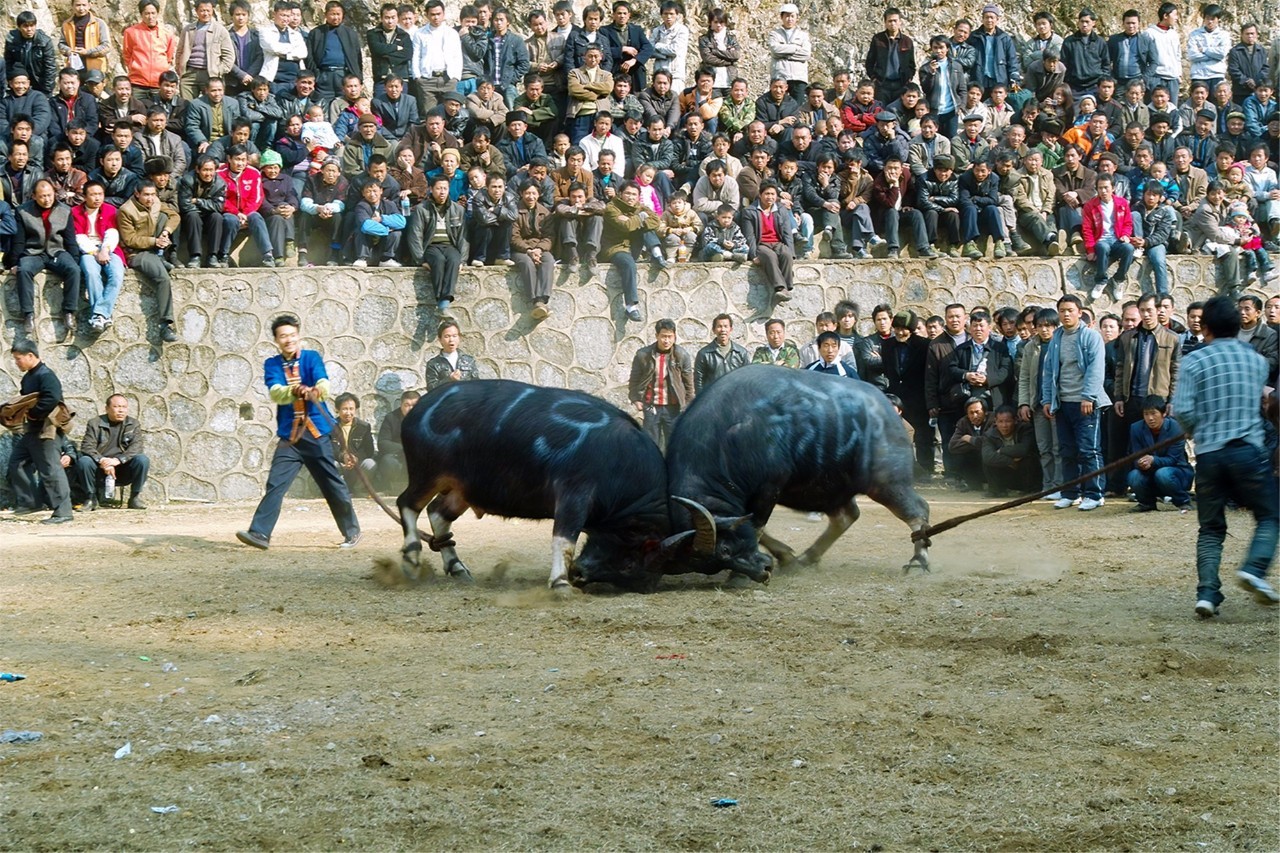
top-left (0, 730), bottom-right (43, 743)
top-left (114, 742), bottom-right (132, 759)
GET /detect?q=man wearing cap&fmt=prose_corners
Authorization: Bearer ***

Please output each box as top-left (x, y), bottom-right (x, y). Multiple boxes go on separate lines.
top-left (951, 112), bottom-right (991, 172)
top-left (372, 75), bottom-right (419, 140)
top-left (862, 111), bottom-right (910, 175)
top-left (768, 4), bottom-right (812, 104)
top-left (496, 110), bottom-right (548, 178)
top-left (1061, 9), bottom-right (1111, 98)
top-left (968, 5), bottom-right (1020, 95)
top-left (10, 341), bottom-right (74, 524)
top-left (411, 0), bottom-right (462, 115)
top-left (341, 113), bottom-right (392, 177)
top-left (1220, 110), bottom-right (1256, 155)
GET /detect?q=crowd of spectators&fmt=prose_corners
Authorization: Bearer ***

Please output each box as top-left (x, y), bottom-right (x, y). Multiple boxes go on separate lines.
top-left (0, 0), bottom-right (1276, 336)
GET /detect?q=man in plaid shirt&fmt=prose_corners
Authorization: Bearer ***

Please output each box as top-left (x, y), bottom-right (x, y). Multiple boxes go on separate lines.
top-left (1172, 296), bottom-right (1278, 619)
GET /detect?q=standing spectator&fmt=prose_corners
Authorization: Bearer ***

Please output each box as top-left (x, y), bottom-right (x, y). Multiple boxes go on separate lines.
top-left (225, 0), bottom-right (263, 95)
top-left (1018, 306), bottom-right (1062, 496)
top-left (945, 309), bottom-right (1012, 413)
top-left (628, 318), bottom-right (695, 451)
top-left (484, 8), bottom-right (529, 110)
top-left (367, 2), bottom-right (413, 98)
top-left (9, 341), bottom-right (74, 524)
top-left (1082, 173), bottom-right (1136, 300)
top-left (75, 394), bottom-right (150, 510)
top-left (1114, 293), bottom-right (1181, 454)
top-left (650, 3), bottom-right (689, 95)
top-left (768, 4), bottom-right (811, 103)
top-left (883, 310), bottom-right (932, 477)
top-left (175, 0), bottom-right (235, 100)
top-left (5, 12), bottom-right (58, 96)
top-left (330, 392), bottom-right (377, 495)
top-left (1042, 294), bottom-right (1110, 512)
top-left (59, 0), bottom-right (113, 76)
top-left (425, 320), bottom-right (478, 389)
top-left (375, 389), bottom-right (418, 491)
top-left (1238, 295), bottom-right (1279, 387)
top-left (968, 4), bottom-right (1020, 95)
top-left (1228, 22), bottom-right (1269, 101)
top-left (602, 1), bottom-right (652, 96)
top-left (116, 178), bottom-right (179, 343)
top-left (1106, 10), bottom-right (1151, 94)
top-left (219, 145), bottom-right (274, 266)
top-left (752, 317), bottom-right (801, 367)
top-left (236, 314), bottom-right (361, 551)
top-left (698, 8), bottom-right (738, 97)
top-left (511, 182), bottom-right (556, 319)
top-left (567, 44), bottom-right (613, 143)
top-left (72, 181), bottom-right (124, 333)
top-left (921, 36), bottom-right (967, 139)
top-left (121, 1), bottom-right (177, 97)
top-left (1172, 296), bottom-right (1277, 616)
top-left (694, 313), bottom-right (749, 392)
top-left (411, 0), bottom-right (462, 115)
top-left (739, 182), bottom-right (796, 303)
top-left (259, 1), bottom-right (308, 96)
top-left (307, 1), bottom-right (363, 104)
top-left (1060, 8), bottom-right (1110, 98)
top-left (1143, 3), bottom-right (1182, 106)
top-left (865, 8), bottom-right (915, 107)
top-left (13, 179), bottom-right (81, 340)
top-left (1186, 4), bottom-right (1231, 95)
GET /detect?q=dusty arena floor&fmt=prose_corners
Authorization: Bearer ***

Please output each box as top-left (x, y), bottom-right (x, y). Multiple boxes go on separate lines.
top-left (1, 488), bottom-right (1277, 851)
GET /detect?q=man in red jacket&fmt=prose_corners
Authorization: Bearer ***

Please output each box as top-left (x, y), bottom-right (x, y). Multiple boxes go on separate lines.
top-left (217, 144), bottom-right (274, 266)
top-left (1081, 173), bottom-right (1135, 302)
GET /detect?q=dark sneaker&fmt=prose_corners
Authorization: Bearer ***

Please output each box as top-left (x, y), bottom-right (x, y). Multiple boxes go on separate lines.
top-left (41, 514), bottom-right (73, 525)
top-left (625, 305), bottom-right (643, 322)
top-left (1237, 571), bottom-right (1280, 605)
top-left (1131, 503), bottom-right (1157, 513)
top-left (160, 323), bottom-right (178, 343)
top-left (339, 531), bottom-right (361, 549)
top-left (236, 530), bottom-right (270, 550)
top-left (127, 495), bottom-right (148, 510)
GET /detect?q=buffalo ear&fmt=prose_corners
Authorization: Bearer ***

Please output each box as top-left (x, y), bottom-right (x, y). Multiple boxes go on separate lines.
top-left (721, 515), bottom-right (753, 530)
top-left (673, 497), bottom-right (717, 554)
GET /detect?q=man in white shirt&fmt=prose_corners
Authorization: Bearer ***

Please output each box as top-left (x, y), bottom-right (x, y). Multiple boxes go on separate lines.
top-left (578, 111), bottom-right (626, 173)
top-left (411, 0), bottom-right (463, 116)
top-left (259, 3), bottom-right (308, 96)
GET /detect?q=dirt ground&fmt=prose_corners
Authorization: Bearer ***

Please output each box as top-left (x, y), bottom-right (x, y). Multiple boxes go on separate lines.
top-left (1, 487), bottom-right (1276, 851)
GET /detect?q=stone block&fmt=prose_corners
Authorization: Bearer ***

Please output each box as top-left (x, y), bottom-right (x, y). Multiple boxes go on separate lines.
top-left (210, 354), bottom-right (255, 397)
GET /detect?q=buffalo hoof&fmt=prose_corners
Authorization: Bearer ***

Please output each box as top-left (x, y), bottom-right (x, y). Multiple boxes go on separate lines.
top-left (550, 579), bottom-right (576, 597)
top-left (445, 558), bottom-right (475, 583)
top-left (902, 557), bottom-right (931, 575)
top-left (795, 550), bottom-right (821, 568)
top-left (724, 571), bottom-right (768, 589)
top-left (400, 549), bottom-right (423, 582)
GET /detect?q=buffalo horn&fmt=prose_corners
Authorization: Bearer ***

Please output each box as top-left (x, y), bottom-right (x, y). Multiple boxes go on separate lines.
top-left (646, 529), bottom-right (696, 569)
top-left (673, 496), bottom-right (717, 554)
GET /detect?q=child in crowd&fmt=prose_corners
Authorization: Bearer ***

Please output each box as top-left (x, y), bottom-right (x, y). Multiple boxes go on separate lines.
top-left (660, 191), bottom-right (700, 262)
top-left (548, 133), bottom-right (571, 170)
top-left (352, 181), bottom-right (406, 268)
top-left (1222, 162), bottom-right (1253, 208)
top-left (698, 203), bottom-right (748, 262)
top-left (1243, 143), bottom-right (1280, 242)
top-left (1229, 201), bottom-right (1275, 283)
top-left (301, 104), bottom-right (341, 174)
top-left (334, 96), bottom-right (378, 140)
top-left (633, 164), bottom-right (663, 215)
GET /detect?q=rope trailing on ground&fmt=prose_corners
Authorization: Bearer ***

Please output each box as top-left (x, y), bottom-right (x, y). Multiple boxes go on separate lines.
top-left (310, 402), bottom-right (403, 523)
top-left (912, 432), bottom-right (1185, 542)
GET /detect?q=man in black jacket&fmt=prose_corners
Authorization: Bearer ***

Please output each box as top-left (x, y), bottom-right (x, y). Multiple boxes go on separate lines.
top-left (628, 318), bottom-right (695, 452)
top-left (10, 341), bottom-right (73, 523)
top-left (330, 392), bottom-right (378, 495)
top-left (307, 1), bottom-right (364, 103)
top-left (943, 309), bottom-right (1013, 412)
top-left (865, 8), bottom-right (916, 106)
top-left (13, 178), bottom-right (80, 338)
top-left (4, 12), bottom-right (59, 95)
top-left (694, 313), bottom-right (750, 392)
top-left (375, 389), bottom-right (419, 491)
top-left (75, 394), bottom-right (149, 511)
top-left (366, 3), bottom-right (413, 97)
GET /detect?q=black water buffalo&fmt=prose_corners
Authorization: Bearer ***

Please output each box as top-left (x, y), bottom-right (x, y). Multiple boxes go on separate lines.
top-left (396, 379), bottom-right (674, 591)
top-left (665, 365), bottom-right (931, 583)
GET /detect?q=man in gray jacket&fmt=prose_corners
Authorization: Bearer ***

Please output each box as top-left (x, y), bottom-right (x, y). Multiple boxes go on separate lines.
top-left (75, 394), bottom-right (150, 510)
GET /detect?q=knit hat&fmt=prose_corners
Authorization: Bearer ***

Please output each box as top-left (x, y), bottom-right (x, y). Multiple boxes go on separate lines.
top-left (357, 113), bottom-right (379, 126)
top-left (1228, 201), bottom-right (1250, 219)
top-left (260, 150), bottom-right (283, 168)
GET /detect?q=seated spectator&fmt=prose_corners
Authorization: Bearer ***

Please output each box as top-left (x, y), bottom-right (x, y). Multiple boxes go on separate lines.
top-left (947, 397), bottom-right (989, 491)
top-left (218, 144), bottom-right (274, 266)
top-left (805, 330), bottom-right (859, 378)
top-left (299, 159), bottom-right (348, 266)
top-left (186, 77), bottom-right (243, 156)
top-left (659, 190), bottom-right (699, 262)
top-left (740, 182), bottom-right (796, 303)
top-left (100, 76), bottom-right (148, 140)
top-left (468, 172), bottom-right (518, 267)
top-left (1127, 394), bottom-right (1194, 512)
top-left (239, 77), bottom-right (287, 151)
top-left (375, 389), bottom-right (419, 491)
top-left (330, 393), bottom-right (378, 494)
top-left (351, 181), bottom-right (406, 268)
top-left (1133, 183), bottom-right (1177, 294)
top-left (1013, 148), bottom-right (1060, 257)
top-left (372, 75), bottom-right (420, 141)
top-left (836, 154), bottom-right (877, 258)
top-left (301, 104), bottom-right (341, 172)
top-left (72, 181), bottom-right (125, 333)
top-left (392, 146), bottom-right (431, 205)
top-left (957, 158), bottom-right (1007, 259)
top-left (981, 405), bottom-right (1037, 496)
top-left (116, 178), bottom-right (180, 343)
top-left (1082, 174), bottom-right (1136, 301)
top-left (601, 179), bottom-right (666, 322)
top-left (692, 158), bottom-right (739, 221)
top-left (137, 109), bottom-right (188, 181)
top-left (88, 146), bottom-right (139, 209)
top-left (425, 320), bottom-right (478, 389)
top-left (408, 174), bottom-right (468, 314)
top-left (751, 317), bottom-right (801, 367)
top-left (74, 394), bottom-right (149, 510)
top-left (341, 113), bottom-right (392, 178)
top-left (511, 182), bottom-right (556, 319)
top-left (1053, 143), bottom-right (1097, 251)
top-left (13, 179), bottom-right (80, 339)
top-left (259, 150), bottom-right (298, 267)
top-left (870, 156), bottom-right (930, 258)
top-left (45, 144), bottom-right (88, 208)
top-left (698, 202), bottom-right (748, 263)
top-left (553, 180), bottom-right (603, 273)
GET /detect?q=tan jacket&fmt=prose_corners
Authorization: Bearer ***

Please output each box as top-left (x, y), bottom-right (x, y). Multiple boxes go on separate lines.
top-left (1114, 324), bottom-right (1181, 402)
top-left (1013, 167), bottom-right (1056, 217)
top-left (567, 66), bottom-right (612, 118)
top-left (176, 19), bottom-right (236, 78)
top-left (117, 196), bottom-right (182, 254)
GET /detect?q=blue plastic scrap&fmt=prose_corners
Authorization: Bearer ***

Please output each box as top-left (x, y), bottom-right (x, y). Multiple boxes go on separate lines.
top-left (1, 730), bottom-right (43, 743)
top-left (0, 673), bottom-right (26, 682)
top-left (710, 798), bottom-right (738, 808)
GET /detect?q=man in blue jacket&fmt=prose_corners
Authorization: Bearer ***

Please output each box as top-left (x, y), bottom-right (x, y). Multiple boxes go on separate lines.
top-left (237, 314), bottom-right (361, 550)
top-left (1041, 294), bottom-right (1111, 511)
top-left (967, 4), bottom-right (1020, 95)
top-left (1127, 394), bottom-right (1194, 511)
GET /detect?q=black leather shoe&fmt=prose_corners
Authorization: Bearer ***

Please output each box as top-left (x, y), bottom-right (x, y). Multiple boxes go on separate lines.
top-left (76, 499), bottom-right (98, 512)
top-left (22, 314), bottom-right (34, 335)
top-left (236, 529), bottom-right (270, 550)
top-left (41, 514), bottom-right (74, 525)
top-left (160, 324), bottom-right (178, 343)
top-left (127, 495), bottom-right (148, 510)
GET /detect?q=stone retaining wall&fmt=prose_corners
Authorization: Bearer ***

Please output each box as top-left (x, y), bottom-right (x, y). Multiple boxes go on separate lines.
top-left (0, 255), bottom-right (1232, 504)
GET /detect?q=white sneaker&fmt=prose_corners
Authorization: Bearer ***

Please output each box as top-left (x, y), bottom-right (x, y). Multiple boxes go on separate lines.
top-left (1042, 492), bottom-right (1063, 501)
top-left (1237, 571), bottom-right (1280, 605)
top-left (1195, 600), bottom-right (1218, 619)
top-left (1089, 283), bottom-right (1105, 300)
top-left (1078, 497), bottom-right (1102, 511)
top-left (869, 235), bottom-right (886, 246)
top-left (1097, 496), bottom-right (1106, 506)
top-left (352, 259), bottom-right (368, 267)
top-left (1053, 498), bottom-right (1074, 509)
top-left (381, 259), bottom-right (402, 268)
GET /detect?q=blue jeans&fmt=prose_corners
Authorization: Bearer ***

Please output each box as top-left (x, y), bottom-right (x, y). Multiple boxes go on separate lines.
top-left (81, 253), bottom-right (125, 319)
top-left (1127, 465), bottom-right (1193, 507)
top-left (249, 433), bottom-right (359, 542)
top-left (1193, 440), bottom-right (1279, 606)
top-left (221, 212), bottom-right (274, 260)
top-left (1145, 243), bottom-right (1169, 294)
top-left (1055, 402), bottom-right (1102, 500)
top-left (1093, 236), bottom-right (1134, 284)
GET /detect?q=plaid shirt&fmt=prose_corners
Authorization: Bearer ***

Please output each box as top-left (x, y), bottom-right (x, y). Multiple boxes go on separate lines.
top-left (1171, 338), bottom-right (1268, 455)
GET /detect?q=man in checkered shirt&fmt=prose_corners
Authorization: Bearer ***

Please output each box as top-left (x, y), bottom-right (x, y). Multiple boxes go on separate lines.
top-left (1172, 296), bottom-right (1279, 620)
